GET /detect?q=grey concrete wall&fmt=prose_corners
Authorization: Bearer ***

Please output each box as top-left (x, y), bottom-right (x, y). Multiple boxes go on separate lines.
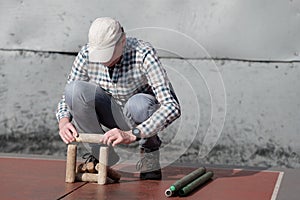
top-left (1, 0), bottom-right (300, 60)
top-left (0, 0), bottom-right (300, 167)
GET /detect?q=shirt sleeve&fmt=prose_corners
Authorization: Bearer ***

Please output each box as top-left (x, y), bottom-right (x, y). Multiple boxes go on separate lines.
top-left (137, 48), bottom-right (181, 136)
top-left (56, 48), bottom-right (89, 122)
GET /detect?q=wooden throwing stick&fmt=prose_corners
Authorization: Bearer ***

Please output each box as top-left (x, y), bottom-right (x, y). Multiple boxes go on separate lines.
top-left (75, 134), bottom-right (104, 143)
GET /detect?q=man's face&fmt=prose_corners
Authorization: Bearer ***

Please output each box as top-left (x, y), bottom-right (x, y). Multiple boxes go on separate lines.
top-left (101, 34), bottom-right (125, 67)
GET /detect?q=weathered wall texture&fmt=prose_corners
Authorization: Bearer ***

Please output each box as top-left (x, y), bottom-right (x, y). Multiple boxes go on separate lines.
top-left (0, 0), bottom-right (299, 168)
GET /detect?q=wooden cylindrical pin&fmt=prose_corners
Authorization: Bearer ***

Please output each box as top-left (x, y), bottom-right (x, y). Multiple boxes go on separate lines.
top-left (86, 162), bottom-right (97, 173)
top-left (98, 147), bottom-right (108, 184)
top-left (95, 164), bottom-right (121, 181)
top-left (76, 173), bottom-right (98, 182)
top-left (75, 134), bottom-right (104, 143)
top-left (76, 173), bottom-right (115, 184)
top-left (65, 144), bottom-right (77, 183)
top-left (77, 163), bottom-right (87, 173)
top-left (107, 167), bottom-right (121, 181)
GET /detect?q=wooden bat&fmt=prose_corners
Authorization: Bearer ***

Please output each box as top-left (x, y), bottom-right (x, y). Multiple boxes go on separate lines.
top-left (75, 133), bottom-right (104, 143)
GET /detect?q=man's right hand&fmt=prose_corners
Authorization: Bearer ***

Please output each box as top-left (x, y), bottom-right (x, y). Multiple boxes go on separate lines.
top-left (58, 118), bottom-right (78, 144)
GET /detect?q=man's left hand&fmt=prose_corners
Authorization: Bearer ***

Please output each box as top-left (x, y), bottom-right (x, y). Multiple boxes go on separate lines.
top-left (100, 128), bottom-right (136, 147)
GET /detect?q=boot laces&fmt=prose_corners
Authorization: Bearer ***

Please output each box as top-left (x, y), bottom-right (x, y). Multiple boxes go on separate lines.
top-left (82, 152), bottom-right (98, 164)
top-left (136, 152), bottom-right (156, 171)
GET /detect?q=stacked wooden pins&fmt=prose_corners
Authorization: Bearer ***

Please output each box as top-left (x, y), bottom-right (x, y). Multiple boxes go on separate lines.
top-left (65, 134), bottom-right (121, 185)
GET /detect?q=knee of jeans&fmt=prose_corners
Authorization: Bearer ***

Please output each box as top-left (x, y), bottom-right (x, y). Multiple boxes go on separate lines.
top-left (124, 94), bottom-right (157, 124)
top-left (65, 81), bottom-right (95, 108)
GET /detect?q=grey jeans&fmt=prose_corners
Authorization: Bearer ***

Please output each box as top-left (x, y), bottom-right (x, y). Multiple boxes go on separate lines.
top-left (64, 80), bottom-right (161, 150)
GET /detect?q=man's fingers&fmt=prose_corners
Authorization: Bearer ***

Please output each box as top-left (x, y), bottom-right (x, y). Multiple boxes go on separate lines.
top-left (104, 135), bottom-right (114, 146)
top-left (102, 128), bottom-right (132, 146)
top-left (64, 123), bottom-right (77, 137)
top-left (62, 138), bottom-right (69, 144)
top-left (60, 132), bottom-right (72, 144)
top-left (103, 130), bottom-right (113, 144)
top-left (58, 122), bottom-right (77, 144)
top-left (103, 135), bottom-right (109, 145)
top-left (65, 129), bottom-right (75, 141)
top-left (107, 135), bottom-right (118, 146)
top-left (112, 137), bottom-right (122, 147)
top-left (68, 124), bottom-right (78, 137)
top-left (59, 132), bottom-right (69, 144)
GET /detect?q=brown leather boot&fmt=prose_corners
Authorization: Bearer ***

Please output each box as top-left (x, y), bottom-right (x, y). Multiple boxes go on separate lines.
top-left (136, 148), bottom-right (162, 180)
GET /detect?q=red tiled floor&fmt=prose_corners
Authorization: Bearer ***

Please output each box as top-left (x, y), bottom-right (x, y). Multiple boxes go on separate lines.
top-left (0, 157), bottom-right (282, 200)
top-left (0, 157), bottom-right (86, 200)
top-left (65, 165), bottom-right (281, 200)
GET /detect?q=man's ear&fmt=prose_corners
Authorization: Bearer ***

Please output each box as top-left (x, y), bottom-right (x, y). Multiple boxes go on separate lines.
top-left (121, 34), bottom-right (126, 45)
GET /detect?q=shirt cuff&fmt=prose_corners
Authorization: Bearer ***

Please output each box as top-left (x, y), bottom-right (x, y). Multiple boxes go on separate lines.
top-left (56, 112), bottom-right (72, 122)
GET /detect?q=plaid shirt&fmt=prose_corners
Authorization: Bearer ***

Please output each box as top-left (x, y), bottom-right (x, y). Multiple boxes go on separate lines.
top-left (56, 37), bottom-right (181, 136)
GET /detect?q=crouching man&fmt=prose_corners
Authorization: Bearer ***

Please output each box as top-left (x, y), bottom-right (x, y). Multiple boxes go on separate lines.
top-left (56, 17), bottom-right (181, 180)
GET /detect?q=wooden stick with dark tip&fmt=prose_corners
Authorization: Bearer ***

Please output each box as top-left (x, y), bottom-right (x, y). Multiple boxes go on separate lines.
top-left (65, 144), bottom-right (77, 183)
top-left (77, 163), bottom-right (87, 173)
top-left (98, 147), bottom-right (108, 185)
top-left (75, 134), bottom-right (104, 143)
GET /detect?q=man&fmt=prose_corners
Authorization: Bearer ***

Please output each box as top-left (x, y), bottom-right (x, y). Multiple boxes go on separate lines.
top-left (56, 17), bottom-right (181, 180)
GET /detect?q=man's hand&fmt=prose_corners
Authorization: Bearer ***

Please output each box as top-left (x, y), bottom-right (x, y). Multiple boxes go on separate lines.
top-left (59, 117), bottom-right (78, 144)
top-left (100, 128), bottom-right (136, 147)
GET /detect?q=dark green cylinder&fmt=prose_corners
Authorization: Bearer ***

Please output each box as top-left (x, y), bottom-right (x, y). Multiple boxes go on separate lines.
top-left (178, 171), bottom-right (214, 196)
top-left (169, 167), bottom-right (206, 192)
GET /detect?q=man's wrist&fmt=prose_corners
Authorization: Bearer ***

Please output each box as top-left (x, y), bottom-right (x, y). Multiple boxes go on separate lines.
top-left (59, 117), bottom-right (70, 129)
top-left (124, 130), bottom-right (138, 142)
top-left (132, 134), bottom-right (138, 142)
top-left (132, 127), bottom-right (142, 141)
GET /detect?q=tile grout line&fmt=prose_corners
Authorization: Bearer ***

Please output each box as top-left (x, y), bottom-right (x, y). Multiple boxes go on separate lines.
top-left (270, 171), bottom-right (284, 200)
top-left (56, 182), bottom-right (89, 200)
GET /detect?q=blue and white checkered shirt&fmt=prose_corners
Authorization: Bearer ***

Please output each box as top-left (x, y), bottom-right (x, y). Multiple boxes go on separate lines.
top-left (56, 37), bottom-right (181, 136)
